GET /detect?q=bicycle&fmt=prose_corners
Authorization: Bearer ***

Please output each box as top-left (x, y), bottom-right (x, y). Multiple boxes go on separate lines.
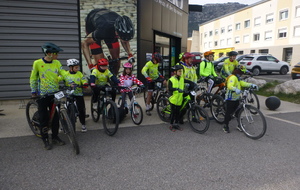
top-left (157, 85), bottom-right (210, 134)
top-left (26, 90), bottom-right (80, 155)
top-left (230, 87), bottom-right (266, 139)
top-left (117, 86), bottom-right (144, 125)
top-left (143, 77), bottom-right (168, 111)
top-left (90, 85), bottom-right (119, 136)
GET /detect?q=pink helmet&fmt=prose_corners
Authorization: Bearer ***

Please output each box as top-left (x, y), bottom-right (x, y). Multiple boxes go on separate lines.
top-left (123, 62), bottom-right (132, 68)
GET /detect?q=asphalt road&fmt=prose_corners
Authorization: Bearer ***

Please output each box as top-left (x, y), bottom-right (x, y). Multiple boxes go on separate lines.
top-left (254, 71), bottom-right (292, 82)
top-left (1, 113), bottom-right (300, 190)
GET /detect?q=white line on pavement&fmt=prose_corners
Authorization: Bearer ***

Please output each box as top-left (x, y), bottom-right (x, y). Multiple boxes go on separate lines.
top-left (266, 115), bottom-right (300, 127)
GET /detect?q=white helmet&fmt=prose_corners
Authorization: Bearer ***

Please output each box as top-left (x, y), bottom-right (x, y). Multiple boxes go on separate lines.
top-left (67, 59), bottom-right (80, 67)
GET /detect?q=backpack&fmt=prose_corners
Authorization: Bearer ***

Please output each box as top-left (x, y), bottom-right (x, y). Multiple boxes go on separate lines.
top-left (196, 59), bottom-right (207, 78)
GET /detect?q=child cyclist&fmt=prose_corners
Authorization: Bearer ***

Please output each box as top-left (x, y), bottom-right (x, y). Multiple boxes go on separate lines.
top-left (168, 65), bottom-right (196, 132)
top-left (60, 59), bottom-right (89, 132)
top-left (90, 58), bottom-right (119, 108)
top-left (223, 65), bottom-right (258, 133)
top-left (118, 62), bottom-right (144, 113)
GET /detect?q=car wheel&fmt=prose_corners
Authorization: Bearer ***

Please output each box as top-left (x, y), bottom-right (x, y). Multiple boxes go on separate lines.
top-left (252, 67), bottom-right (260, 76)
top-left (279, 67), bottom-right (288, 75)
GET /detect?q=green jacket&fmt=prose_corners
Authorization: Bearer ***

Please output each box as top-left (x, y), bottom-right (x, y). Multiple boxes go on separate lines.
top-left (141, 60), bottom-right (161, 80)
top-left (199, 60), bottom-right (217, 77)
top-left (168, 76), bottom-right (184, 106)
top-left (225, 74), bottom-right (251, 101)
top-left (221, 58), bottom-right (239, 78)
top-left (60, 71), bottom-right (88, 96)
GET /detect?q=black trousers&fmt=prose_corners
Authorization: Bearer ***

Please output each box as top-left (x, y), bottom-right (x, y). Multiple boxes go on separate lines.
top-left (92, 85), bottom-right (116, 102)
top-left (37, 95), bottom-right (59, 139)
top-left (224, 100), bottom-right (240, 125)
top-left (170, 103), bottom-right (181, 125)
top-left (74, 96), bottom-right (86, 125)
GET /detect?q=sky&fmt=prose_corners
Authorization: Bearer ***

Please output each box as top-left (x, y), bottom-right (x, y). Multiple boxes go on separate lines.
top-left (189, 0), bottom-right (262, 5)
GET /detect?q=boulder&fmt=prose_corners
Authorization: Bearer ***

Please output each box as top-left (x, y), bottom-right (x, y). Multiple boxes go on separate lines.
top-left (244, 77), bottom-right (267, 88)
top-left (274, 79), bottom-right (300, 94)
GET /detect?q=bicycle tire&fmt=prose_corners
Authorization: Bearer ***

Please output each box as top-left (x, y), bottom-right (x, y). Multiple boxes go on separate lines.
top-left (187, 105), bottom-right (210, 134)
top-left (131, 103), bottom-right (143, 125)
top-left (246, 91), bottom-right (260, 112)
top-left (237, 105), bottom-right (267, 140)
top-left (25, 100), bottom-right (41, 138)
top-left (196, 93), bottom-right (211, 108)
top-left (210, 95), bottom-right (226, 124)
top-left (59, 109), bottom-right (80, 155)
top-left (156, 97), bottom-right (171, 122)
top-left (68, 103), bottom-right (77, 132)
top-left (117, 96), bottom-right (122, 107)
top-left (102, 100), bottom-right (119, 136)
top-left (143, 89), bottom-right (154, 111)
top-left (91, 94), bottom-right (100, 122)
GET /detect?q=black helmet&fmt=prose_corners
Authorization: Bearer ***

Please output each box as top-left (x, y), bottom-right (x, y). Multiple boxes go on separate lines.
top-left (171, 65), bottom-right (183, 72)
top-left (114, 16), bottom-right (135, 41)
top-left (152, 52), bottom-right (163, 63)
top-left (228, 51), bottom-right (238, 56)
top-left (41, 42), bottom-right (63, 54)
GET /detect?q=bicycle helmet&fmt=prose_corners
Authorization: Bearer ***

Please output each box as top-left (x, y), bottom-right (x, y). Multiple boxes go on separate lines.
top-left (152, 52), bottom-right (162, 63)
top-left (236, 65), bottom-right (247, 73)
top-left (98, 58), bottom-right (109, 66)
top-left (41, 42), bottom-right (63, 54)
top-left (114, 16), bottom-right (135, 41)
top-left (67, 59), bottom-right (80, 67)
top-left (203, 51), bottom-right (214, 57)
top-left (179, 52), bottom-right (185, 60)
top-left (183, 52), bottom-right (195, 59)
top-left (123, 62), bottom-right (132, 68)
top-left (171, 64), bottom-right (183, 72)
top-left (228, 51), bottom-right (238, 56)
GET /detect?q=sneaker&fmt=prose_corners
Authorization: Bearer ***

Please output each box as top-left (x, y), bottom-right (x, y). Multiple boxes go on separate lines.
top-left (173, 124), bottom-right (183, 131)
top-left (52, 136), bottom-right (66, 146)
top-left (146, 110), bottom-right (151, 116)
top-left (236, 125), bottom-right (243, 132)
top-left (223, 126), bottom-right (230, 133)
top-left (42, 138), bottom-right (52, 150)
top-left (81, 125), bottom-right (87, 133)
top-left (169, 125), bottom-right (176, 132)
top-left (92, 102), bottom-right (98, 110)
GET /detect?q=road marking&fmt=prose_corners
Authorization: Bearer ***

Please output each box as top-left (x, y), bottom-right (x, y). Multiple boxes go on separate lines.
top-left (266, 115), bottom-right (300, 127)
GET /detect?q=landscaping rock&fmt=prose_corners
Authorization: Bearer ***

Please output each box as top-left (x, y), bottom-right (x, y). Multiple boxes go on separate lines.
top-left (274, 79), bottom-right (300, 94)
top-left (245, 77), bottom-right (267, 88)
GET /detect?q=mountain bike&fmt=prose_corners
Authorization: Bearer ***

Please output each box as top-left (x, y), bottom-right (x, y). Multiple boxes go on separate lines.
top-left (143, 77), bottom-right (168, 111)
top-left (157, 85), bottom-right (210, 134)
top-left (117, 86), bottom-right (143, 125)
top-left (26, 90), bottom-right (80, 155)
top-left (90, 85), bottom-right (119, 136)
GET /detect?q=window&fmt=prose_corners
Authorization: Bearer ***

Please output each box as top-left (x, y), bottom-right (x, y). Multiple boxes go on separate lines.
top-left (221, 27), bottom-right (225, 34)
top-left (238, 51), bottom-right (244, 55)
top-left (266, 13), bottom-right (274, 23)
top-left (220, 39), bottom-right (225, 46)
top-left (215, 29), bottom-right (218, 35)
top-left (209, 42), bottom-right (212, 48)
top-left (257, 56), bottom-right (268, 61)
top-left (280, 10), bottom-right (288, 20)
top-left (254, 17), bottom-right (261, 26)
top-left (296, 6), bottom-right (300, 17)
top-left (204, 32), bottom-right (207, 38)
top-left (265, 31), bottom-right (272, 40)
top-left (250, 50), bottom-right (255, 53)
top-left (278, 28), bottom-right (287, 38)
top-left (243, 35), bottom-right (250, 43)
top-left (236, 23), bottom-right (241, 30)
top-left (294, 26), bottom-right (300, 37)
top-left (214, 41), bottom-right (218, 46)
top-left (204, 42), bottom-right (208, 48)
top-left (228, 25), bottom-right (232, 32)
top-left (209, 31), bottom-right (213, 36)
top-left (253, 33), bottom-right (260, 41)
top-left (227, 38), bottom-right (232, 46)
top-left (244, 20), bottom-right (250, 28)
top-left (235, 36), bottom-right (240, 44)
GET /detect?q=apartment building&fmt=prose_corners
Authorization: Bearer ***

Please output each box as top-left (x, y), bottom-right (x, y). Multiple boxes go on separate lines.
top-left (191, 0), bottom-right (300, 66)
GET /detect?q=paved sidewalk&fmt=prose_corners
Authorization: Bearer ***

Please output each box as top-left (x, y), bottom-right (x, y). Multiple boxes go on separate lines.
top-left (0, 95), bottom-right (299, 138)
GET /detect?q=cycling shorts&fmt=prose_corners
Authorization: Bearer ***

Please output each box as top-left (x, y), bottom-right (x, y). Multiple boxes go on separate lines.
top-left (147, 81), bottom-right (156, 90)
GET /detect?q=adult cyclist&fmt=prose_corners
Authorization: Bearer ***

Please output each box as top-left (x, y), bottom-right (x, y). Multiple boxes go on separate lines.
top-left (141, 52), bottom-right (165, 116)
top-left (82, 8), bottom-right (135, 75)
top-left (30, 42), bottom-right (65, 150)
top-left (220, 51), bottom-right (240, 79)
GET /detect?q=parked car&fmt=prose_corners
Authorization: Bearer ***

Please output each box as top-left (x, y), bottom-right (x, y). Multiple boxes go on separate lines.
top-left (215, 55), bottom-right (248, 73)
top-left (291, 62), bottom-right (300, 79)
top-left (239, 54), bottom-right (289, 76)
top-left (191, 52), bottom-right (202, 66)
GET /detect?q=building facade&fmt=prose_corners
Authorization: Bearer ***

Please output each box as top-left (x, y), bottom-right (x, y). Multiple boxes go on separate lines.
top-left (192, 0), bottom-right (300, 65)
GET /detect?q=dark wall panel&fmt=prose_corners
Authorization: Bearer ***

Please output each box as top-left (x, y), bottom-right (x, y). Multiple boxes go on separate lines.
top-left (0, 0), bottom-right (80, 100)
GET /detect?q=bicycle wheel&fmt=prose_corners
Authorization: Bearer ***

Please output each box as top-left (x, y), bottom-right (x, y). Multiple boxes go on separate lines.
top-left (237, 105), bottom-right (267, 140)
top-left (102, 100), bottom-right (119, 136)
top-left (68, 103), bottom-right (77, 132)
top-left (156, 97), bottom-right (171, 122)
top-left (210, 95), bottom-right (226, 124)
top-left (25, 100), bottom-right (41, 138)
top-left (246, 91), bottom-right (260, 112)
top-left (187, 105), bottom-right (210, 134)
top-left (131, 103), bottom-right (143, 125)
top-left (196, 93), bottom-right (211, 108)
top-left (91, 95), bottom-right (100, 122)
top-left (143, 89), bottom-right (154, 111)
top-left (59, 109), bottom-right (80, 155)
